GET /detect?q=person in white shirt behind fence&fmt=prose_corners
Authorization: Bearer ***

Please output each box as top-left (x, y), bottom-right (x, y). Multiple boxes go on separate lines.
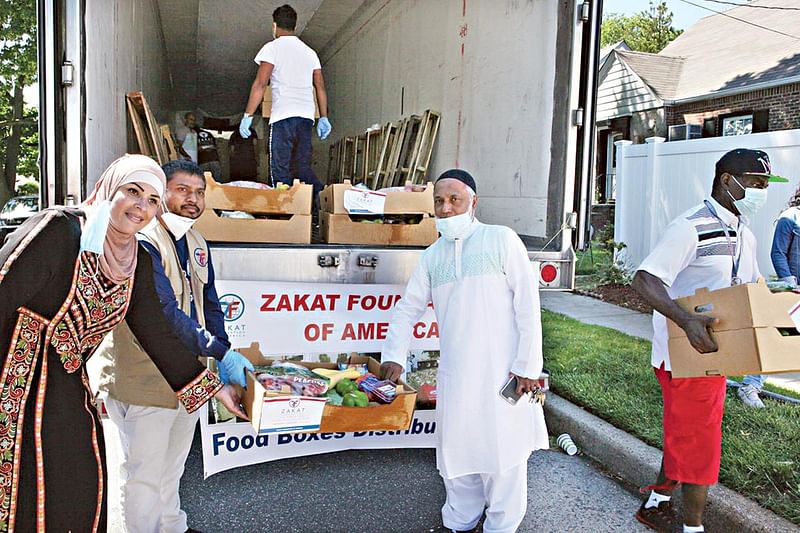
top-left (381, 169), bottom-right (548, 533)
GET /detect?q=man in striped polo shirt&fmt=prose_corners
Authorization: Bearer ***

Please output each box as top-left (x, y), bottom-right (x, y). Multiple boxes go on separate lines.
top-left (630, 148), bottom-right (787, 533)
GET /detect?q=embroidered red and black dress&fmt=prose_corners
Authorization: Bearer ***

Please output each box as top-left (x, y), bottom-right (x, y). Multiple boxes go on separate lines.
top-left (0, 209), bottom-right (222, 532)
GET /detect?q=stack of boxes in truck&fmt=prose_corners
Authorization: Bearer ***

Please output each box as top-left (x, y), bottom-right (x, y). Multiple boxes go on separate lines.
top-left (319, 180), bottom-right (438, 246)
top-left (193, 175), bottom-right (313, 243)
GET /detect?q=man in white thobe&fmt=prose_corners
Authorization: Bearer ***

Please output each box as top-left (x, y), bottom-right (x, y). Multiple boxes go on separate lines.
top-left (381, 169), bottom-right (549, 533)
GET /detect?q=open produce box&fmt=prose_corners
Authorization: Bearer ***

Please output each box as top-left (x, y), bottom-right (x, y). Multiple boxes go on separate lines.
top-left (237, 343), bottom-right (417, 434)
top-left (319, 180), bottom-right (435, 215)
top-left (667, 280), bottom-right (800, 377)
top-left (319, 180), bottom-right (437, 246)
top-left (193, 175), bottom-right (312, 244)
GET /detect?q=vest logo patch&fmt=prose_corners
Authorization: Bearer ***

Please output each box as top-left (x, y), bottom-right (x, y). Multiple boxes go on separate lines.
top-left (194, 247), bottom-right (208, 267)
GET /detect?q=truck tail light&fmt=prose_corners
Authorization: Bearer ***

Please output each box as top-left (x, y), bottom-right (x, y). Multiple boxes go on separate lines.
top-left (540, 263), bottom-right (559, 286)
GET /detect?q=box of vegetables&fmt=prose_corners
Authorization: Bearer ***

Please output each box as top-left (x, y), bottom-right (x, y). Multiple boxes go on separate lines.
top-left (237, 343), bottom-right (418, 435)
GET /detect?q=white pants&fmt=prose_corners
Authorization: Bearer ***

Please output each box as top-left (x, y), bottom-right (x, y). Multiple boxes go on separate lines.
top-left (441, 462), bottom-right (528, 533)
top-left (105, 397), bottom-right (200, 533)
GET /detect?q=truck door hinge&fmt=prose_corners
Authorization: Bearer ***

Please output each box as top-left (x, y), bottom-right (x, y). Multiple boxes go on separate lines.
top-left (317, 254), bottom-right (340, 268)
top-left (579, 2), bottom-right (590, 22)
top-left (573, 108), bottom-right (585, 127)
top-left (358, 254), bottom-right (379, 268)
top-left (61, 61), bottom-right (74, 87)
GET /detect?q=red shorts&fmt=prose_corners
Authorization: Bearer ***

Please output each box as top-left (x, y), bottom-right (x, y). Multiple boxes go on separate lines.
top-left (654, 364), bottom-right (727, 485)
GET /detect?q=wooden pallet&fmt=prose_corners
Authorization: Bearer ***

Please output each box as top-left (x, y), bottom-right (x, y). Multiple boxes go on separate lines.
top-left (409, 110), bottom-right (441, 183)
top-left (337, 137), bottom-right (354, 183)
top-left (327, 141), bottom-right (341, 184)
top-left (352, 134), bottom-right (366, 185)
top-left (370, 122), bottom-right (398, 190)
top-left (381, 119), bottom-right (408, 189)
top-left (160, 125), bottom-right (181, 161)
top-left (126, 92), bottom-right (168, 164)
top-left (326, 109), bottom-right (440, 189)
top-left (363, 128), bottom-right (383, 187)
top-left (389, 114), bottom-right (423, 186)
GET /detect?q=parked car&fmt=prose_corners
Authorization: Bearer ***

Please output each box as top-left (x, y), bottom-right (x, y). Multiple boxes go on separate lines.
top-left (0, 195), bottom-right (40, 241)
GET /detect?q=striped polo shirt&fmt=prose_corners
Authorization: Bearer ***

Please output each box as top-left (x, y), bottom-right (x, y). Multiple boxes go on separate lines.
top-left (638, 197), bottom-right (761, 371)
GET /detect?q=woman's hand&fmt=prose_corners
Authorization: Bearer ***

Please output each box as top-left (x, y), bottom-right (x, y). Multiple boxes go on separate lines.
top-left (215, 384), bottom-right (248, 420)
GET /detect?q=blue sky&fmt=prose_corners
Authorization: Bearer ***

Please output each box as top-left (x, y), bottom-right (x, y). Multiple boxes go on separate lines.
top-left (602, 0), bottom-right (751, 30)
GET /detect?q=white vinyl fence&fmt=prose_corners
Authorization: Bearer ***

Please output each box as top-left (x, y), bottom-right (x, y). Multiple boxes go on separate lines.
top-left (614, 129), bottom-right (800, 278)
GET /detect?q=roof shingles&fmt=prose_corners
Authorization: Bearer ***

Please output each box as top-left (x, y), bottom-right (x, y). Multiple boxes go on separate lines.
top-left (618, 0), bottom-right (800, 101)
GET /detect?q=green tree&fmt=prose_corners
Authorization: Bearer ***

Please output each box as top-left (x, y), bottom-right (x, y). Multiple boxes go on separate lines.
top-left (0, 0), bottom-right (38, 206)
top-left (601, 1), bottom-right (682, 54)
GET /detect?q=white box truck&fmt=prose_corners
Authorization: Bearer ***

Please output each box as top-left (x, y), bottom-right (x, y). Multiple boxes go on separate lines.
top-left (35, 0), bottom-right (603, 471)
top-left (36, 0), bottom-right (602, 291)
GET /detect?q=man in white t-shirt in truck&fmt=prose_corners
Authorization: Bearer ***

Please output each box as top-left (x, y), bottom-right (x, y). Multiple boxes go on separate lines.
top-left (239, 3), bottom-right (331, 198)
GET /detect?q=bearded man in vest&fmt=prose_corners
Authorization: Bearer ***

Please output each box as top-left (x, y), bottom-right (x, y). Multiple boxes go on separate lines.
top-left (92, 160), bottom-right (253, 533)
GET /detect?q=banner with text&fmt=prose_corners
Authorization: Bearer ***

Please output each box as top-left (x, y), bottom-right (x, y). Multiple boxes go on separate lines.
top-left (215, 281), bottom-right (440, 354)
top-left (200, 410), bottom-right (437, 478)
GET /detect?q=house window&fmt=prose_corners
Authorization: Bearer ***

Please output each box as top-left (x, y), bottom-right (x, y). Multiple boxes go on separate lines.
top-left (722, 114), bottom-right (753, 136)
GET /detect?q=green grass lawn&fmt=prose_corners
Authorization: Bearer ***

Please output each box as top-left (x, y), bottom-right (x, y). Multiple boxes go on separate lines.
top-left (542, 310), bottom-right (800, 526)
top-left (575, 243), bottom-right (612, 276)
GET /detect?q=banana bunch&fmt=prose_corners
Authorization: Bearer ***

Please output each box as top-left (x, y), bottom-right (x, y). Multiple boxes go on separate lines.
top-left (312, 367), bottom-right (361, 389)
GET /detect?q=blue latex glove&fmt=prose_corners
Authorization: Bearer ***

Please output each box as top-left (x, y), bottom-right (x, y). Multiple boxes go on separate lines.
top-left (239, 114), bottom-right (253, 139)
top-left (316, 117), bottom-right (331, 140)
top-left (218, 350), bottom-right (254, 387)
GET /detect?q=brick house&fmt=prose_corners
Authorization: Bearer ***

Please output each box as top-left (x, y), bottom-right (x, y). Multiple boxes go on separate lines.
top-left (593, 0), bottom-right (800, 227)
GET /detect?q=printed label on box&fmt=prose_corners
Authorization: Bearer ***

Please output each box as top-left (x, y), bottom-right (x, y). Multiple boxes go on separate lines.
top-left (258, 396), bottom-right (327, 434)
top-left (343, 189), bottom-right (387, 214)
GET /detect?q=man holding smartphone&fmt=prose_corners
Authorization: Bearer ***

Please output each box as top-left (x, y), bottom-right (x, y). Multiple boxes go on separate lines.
top-left (381, 169), bottom-right (548, 533)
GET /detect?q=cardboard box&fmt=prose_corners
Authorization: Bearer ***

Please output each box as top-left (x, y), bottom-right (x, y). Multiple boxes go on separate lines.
top-left (261, 86), bottom-right (320, 119)
top-left (250, 396), bottom-right (328, 434)
top-left (204, 175), bottom-right (312, 215)
top-left (320, 211), bottom-right (438, 246)
top-left (320, 180), bottom-right (435, 215)
top-left (194, 210), bottom-right (311, 244)
top-left (667, 280), bottom-right (800, 377)
top-left (194, 175), bottom-right (312, 243)
top-left (237, 343), bottom-right (418, 434)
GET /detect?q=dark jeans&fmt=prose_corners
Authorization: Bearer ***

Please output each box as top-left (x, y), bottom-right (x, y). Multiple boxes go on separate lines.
top-left (269, 117), bottom-right (323, 198)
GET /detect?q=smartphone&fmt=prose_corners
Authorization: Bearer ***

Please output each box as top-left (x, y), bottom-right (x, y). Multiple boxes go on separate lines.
top-left (499, 375), bottom-right (523, 405)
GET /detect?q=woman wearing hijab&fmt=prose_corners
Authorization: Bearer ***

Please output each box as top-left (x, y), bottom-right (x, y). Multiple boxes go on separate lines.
top-left (0, 154), bottom-right (244, 532)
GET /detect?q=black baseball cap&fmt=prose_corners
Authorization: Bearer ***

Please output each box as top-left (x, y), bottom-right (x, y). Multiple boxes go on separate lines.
top-left (716, 148), bottom-right (788, 183)
top-left (436, 169), bottom-right (477, 193)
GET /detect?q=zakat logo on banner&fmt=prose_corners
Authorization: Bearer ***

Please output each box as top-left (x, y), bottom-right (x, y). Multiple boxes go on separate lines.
top-left (194, 248), bottom-right (208, 267)
top-left (220, 294), bottom-right (245, 321)
top-left (288, 398), bottom-right (301, 409)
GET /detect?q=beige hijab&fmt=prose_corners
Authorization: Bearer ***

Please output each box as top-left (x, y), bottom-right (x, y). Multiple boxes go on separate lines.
top-left (81, 154), bottom-right (166, 284)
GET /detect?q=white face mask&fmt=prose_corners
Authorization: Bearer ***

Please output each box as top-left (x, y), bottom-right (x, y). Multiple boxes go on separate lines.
top-left (435, 207), bottom-right (475, 240)
top-left (728, 175), bottom-right (768, 218)
top-left (161, 211), bottom-right (197, 240)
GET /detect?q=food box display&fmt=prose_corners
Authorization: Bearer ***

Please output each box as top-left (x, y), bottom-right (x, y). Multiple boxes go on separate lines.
top-left (237, 343), bottom-right (418, 434)
top-left (667, 280), bottom-right (800, 377)
top-left (319, 180), bottom-right (435, 216)
top-left (319, 212), bottom-right (437, 246)
top-left (193, 175), bottom-right (312, 244)
top-left (318, 180), bottom-right (438, 246)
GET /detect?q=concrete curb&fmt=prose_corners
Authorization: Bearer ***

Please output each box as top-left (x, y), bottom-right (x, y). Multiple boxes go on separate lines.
top-left (545, 394), bottom-right (799, 533)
